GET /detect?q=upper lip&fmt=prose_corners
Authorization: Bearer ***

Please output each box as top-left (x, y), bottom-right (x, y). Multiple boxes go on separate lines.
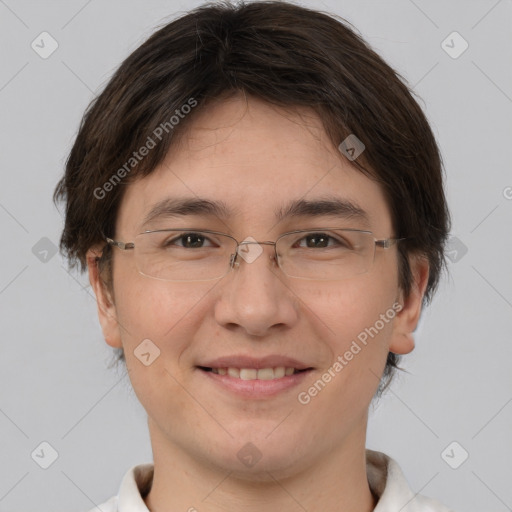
top-left (197, 354), bottom-right (313, 370)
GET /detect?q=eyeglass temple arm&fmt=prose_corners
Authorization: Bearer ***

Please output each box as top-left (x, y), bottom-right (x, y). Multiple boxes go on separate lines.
top-left (105, 236), bottom-right (402, 252)
top-left (375, 238), bottom-right (405, 249)
top-left (105, 237), bottom-right (135, 251)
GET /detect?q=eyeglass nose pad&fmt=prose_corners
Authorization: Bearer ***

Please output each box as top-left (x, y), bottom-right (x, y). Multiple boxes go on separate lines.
top-left (229, 245), bottom-right (277, 271)
top-left (229, 252), bottom-right (240, 268)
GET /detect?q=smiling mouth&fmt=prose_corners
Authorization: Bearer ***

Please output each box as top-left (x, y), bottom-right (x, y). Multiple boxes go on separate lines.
top-left (197, 366), bottom-right (312, 381)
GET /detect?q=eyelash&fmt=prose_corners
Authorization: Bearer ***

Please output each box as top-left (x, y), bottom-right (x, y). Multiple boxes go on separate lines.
top-left (164, 233), bottom-right (217, 248)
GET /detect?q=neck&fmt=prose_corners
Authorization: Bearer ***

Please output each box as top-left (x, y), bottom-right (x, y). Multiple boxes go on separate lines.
top-left (143, 419), bottom-right (377, 512)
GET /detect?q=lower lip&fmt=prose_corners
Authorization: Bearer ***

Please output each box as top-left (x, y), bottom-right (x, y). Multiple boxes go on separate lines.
top-left (197, 368), bottom-right (313, 399)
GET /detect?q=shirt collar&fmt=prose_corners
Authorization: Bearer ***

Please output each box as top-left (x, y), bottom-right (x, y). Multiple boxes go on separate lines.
top-left (366, 449), bottom-right (441, 511)
top-left (117, 463), bottom-right (153, 512)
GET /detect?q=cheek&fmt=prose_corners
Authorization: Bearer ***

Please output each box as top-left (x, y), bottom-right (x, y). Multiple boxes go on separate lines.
top-left (113, 269), bottom-right (215, 353)
top-left (292, 274), bottom-right (398, 406)
top-left (293, 271), bottom-right (398, 348)
top-left (112, 277), bottom-right (215, 416)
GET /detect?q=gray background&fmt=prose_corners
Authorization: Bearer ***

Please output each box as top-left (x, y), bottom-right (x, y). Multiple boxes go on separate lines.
top-left (0, 0), bottom-right (511, 511)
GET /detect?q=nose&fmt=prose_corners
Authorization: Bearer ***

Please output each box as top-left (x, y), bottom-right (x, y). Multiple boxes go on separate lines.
top-left (214, 242), bottom-right (299, 336)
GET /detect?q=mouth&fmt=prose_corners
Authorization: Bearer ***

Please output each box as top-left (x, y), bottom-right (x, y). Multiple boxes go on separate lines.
top-left (196, 365), bottom-right (314, 398)
top-left (197, 366), bottom-right (311, 380)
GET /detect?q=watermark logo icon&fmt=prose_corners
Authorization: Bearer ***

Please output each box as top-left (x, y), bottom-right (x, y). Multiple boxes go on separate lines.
top-left (237, 442), bottom-right (263, 467)
top-left (31, 441), bottom-right (59, 469)
top-left (237, 237), bottom-right (263, 264)
top-left (31, 32), bottom-right (59, 59)
top-left (441, 441), bottom-right (469, 469)
top-left (441, 31), bottom-right (469, 59)
top-left (446, 235), bottom-right (468, 263)
top-left (134, 339), bottom-right (161, 366)
top-left (338, 134), bottom-right (365, 161)
top-left (32, 237), bottom-right (58, 263)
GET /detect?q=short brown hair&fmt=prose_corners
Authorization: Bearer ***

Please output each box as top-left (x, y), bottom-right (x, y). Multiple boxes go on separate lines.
top-left (54, 0), bottom-right (450, 395)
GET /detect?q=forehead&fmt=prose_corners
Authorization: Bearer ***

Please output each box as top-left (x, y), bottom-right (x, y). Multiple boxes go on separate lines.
top-left (116, 95), bottom-right (393, 236)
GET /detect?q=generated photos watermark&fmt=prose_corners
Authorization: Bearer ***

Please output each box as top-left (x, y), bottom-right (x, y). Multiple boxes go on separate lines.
top-left (297, 301), bottom-right (402, 405)
top-left (93, 97), bottom-right (198, 200)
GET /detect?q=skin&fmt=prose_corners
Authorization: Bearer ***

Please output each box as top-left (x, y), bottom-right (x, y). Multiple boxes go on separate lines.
top-left (87, 93), bottom-right (428, 512)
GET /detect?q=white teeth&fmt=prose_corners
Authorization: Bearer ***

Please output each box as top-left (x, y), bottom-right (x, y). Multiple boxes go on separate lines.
top-left (227, 367), bottom-right (240, 378)
top-left (273, 367), bottom-right (286, 378)
top-left (256, 368), bottom-right (274, 380)
top-left (210, 366), bottom-right (301, 380)
top-left (239, 368), bottom-right (258, 380)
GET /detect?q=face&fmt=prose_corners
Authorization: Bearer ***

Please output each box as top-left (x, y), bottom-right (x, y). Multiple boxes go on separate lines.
top-left (88, 94), bottom-right (427, 478)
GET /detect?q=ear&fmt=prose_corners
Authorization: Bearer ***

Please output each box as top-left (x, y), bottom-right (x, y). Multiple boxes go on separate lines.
top-left (388, 254), bottom-right (430, 355)
top-left (86, 247), bottom-right (123, 349)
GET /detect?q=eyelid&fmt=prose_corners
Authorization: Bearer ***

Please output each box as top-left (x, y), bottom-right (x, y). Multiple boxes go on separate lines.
top-left (158, 231), bottom-right (219, 249)
top-left (165, 231), bottom-right (218, 247)
top-left (292, 230), bottom-right (350, 246)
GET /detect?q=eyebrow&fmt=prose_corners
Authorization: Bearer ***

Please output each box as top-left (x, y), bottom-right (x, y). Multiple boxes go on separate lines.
top-left (140, 196), bottom-right (370, 229)
top-left (141, 197), bottom-right (234, 229)
top-left (275, 197), bottom-right (370, 227)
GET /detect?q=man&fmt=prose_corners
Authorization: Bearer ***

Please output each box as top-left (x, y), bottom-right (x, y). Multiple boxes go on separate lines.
top-left (54, 2), bottom-right (452, 510)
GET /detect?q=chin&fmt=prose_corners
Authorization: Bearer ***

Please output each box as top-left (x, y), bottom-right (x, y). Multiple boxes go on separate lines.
top-left (201, 433), bottom-right (312, 481)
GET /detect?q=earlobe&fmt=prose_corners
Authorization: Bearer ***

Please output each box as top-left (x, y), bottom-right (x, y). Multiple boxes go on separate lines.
top-left (389, 255), bottom-right (429, 355)
top-left (390, 331), bottom-right (415, 355)
top-left (86, 248), bottom-right (123, 349)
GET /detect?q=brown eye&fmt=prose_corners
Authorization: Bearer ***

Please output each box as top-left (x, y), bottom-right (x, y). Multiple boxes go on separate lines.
top-left (294, 233), bottom-right (349, 249)
top-left (304, 233), bottom-right (330, 248)
top-left (163, 232), bottom-right (215, 249)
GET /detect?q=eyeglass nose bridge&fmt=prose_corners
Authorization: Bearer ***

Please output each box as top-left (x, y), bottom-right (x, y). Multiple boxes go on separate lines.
top-left (229, 240), bottom-right (278, 269)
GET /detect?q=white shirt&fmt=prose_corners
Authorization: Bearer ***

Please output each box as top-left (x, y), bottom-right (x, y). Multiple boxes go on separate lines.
top-left (89, 450), bottom-right (454, 511)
